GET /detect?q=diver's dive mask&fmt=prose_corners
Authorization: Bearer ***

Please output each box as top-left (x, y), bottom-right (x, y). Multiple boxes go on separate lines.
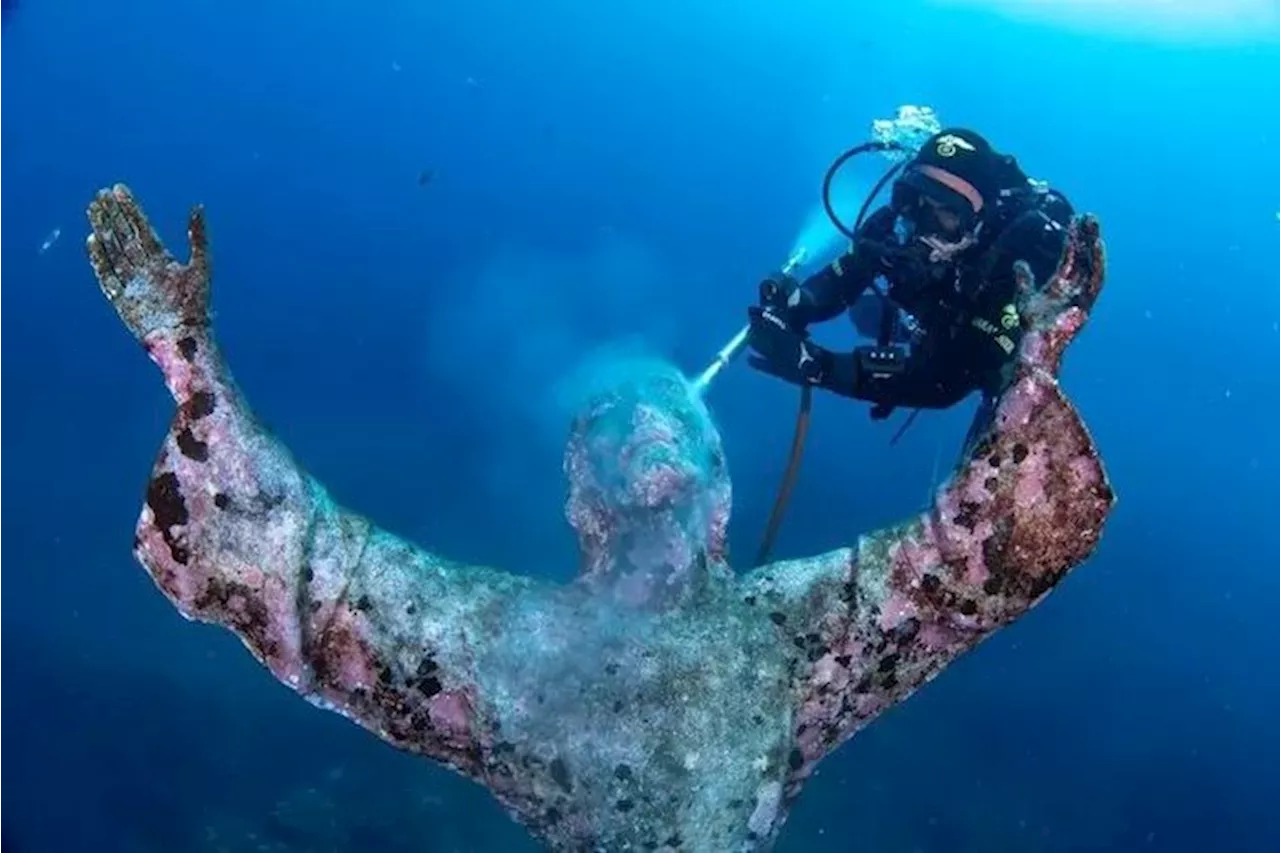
top-left (891, 164), bottom-right (985, 241)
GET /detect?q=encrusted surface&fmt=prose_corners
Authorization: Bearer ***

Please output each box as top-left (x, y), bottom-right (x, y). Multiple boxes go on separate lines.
top-left (88, 184), bottom-right (1113, 852)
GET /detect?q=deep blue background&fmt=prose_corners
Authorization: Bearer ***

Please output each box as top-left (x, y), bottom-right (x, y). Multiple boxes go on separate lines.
top-left (4, 1), bottom-right (1279, 850)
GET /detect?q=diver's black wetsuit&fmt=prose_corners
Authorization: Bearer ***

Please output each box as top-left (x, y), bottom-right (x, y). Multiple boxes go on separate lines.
top-left (779, 187), bottom-right (1075, 412)
top-left (746, 129), bottom-right (1080, 428)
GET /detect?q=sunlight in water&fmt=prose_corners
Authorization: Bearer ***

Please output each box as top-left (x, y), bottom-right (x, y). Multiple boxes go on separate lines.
top-left (930, 0), bottom-right (1280, 41)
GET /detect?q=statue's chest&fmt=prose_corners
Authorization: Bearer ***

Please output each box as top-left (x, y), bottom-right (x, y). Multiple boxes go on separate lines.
top-left (478, 603), bottom-right (799, 851)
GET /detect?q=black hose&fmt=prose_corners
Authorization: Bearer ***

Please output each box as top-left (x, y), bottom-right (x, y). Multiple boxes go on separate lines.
top-left (754, 384), bottom-right (813, 567)
top-left (755, 141), bottom-right (909, 567)
top-left (821, 140), bottom-right (906, 238)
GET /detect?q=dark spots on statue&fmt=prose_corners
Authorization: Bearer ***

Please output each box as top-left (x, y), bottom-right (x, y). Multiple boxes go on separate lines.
top-left (213, 492), bottom-right (230, 510)
top-left (854, 674), bottom-right (872, 694)
top-left (175, 427), bottom-right (209, 461)
top-left (308, 600), bottom-right (322, 614)
top-left (752, 714), bottom-right (764, 726)
top-left (1012, 443), bottom-right (1029, 464)
top-left (878, 652), bottom-right (900, 673)
top-left (988, 452), bottom-right (1002, 468)
top-left (605, 662), bottom-right (619, 676)
top-left (881, 672), bottom-right (899, 690)
top-left (377, 664), bottom-right (394, 685)
top-left (793, 631), bottom-right (827, 662)
top-left (920, 574), bottom-right (940, 595)
top-left (192, 577), bottom-right (276, 659)
top-left (955, 500), bottom-right (981, 532)
top-left (889, 617), bottom-right (920, 644)
top-left (1026, 572), bottom-right (1056, 600)
top-left (405, 603), bottom-right (417, 616)
top-left (544, 807), bottom-right (562, 825)
top-left (301, 565), bottom-right (314, 583)
top-left (769, 611), bottom-right (787, 626)
top-left (744, 595), bottom-right (756, 607)
top-left (835, 654), bottom-right (852, 668)
top-left (183, 390), bottom-right (215, 421)
top-left (255, 490), bottom-right (286, 512)
top-left (355, 595), bottom-right (372, 613)
top-left (146, 471), bottom-right (191, 564)
top-left (147, 472), bottom-right (188, 530)
top-left (959, 598), bottom-right (978, 616)
top-left (613, 700), bottom-right (624, 713)
top-left (177, 336), bottom-right (198, 361)
top-left (413, 658), bottom-right (441, 697)
top-left (308, 642), bottom-right (334, 686)
top-left (983, 576), bottom-right (1003, 595)
top-left (984, 476), bottom-right (1000, 493)
top-left (664, 834), bottom-right (682, 848)
top-left (841, 580), bottom-right (858, 606)
top-left (406, 709), bottom-right (433, 739)
top-left (550, 758), bottom-right (573, 793)
top-left (982, 524), bottom-right (1013, 581)
top-left (616, 798), bottom-right (634, 813)
top-left (615, 763), bottom-right (633, 781)
top-left (788, 748), bottom-right (804, 771)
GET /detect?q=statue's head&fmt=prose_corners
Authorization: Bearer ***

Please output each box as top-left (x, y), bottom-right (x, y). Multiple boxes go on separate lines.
top-left (564, 359), bottom-right (730, 604)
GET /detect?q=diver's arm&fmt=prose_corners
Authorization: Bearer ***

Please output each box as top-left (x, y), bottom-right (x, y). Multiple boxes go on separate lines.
top-left (776, 207), bottom-right (897, 329)
top-left (85, 185), bottom-right (534, 777)
top-left (742, 216), bottom-right (1113, 772)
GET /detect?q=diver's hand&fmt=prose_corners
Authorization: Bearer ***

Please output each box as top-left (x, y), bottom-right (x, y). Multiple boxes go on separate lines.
top-left (745, 306), bottom-right (829, 386)
top-left (758, 271), bottom-right (800, 312)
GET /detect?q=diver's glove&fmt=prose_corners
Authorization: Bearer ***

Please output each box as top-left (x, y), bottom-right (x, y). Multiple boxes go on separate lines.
top-left (747, 309), bottom-right (907, 402)
top-left (758, 271), bottom-right (800, 310)
top-left (745, 306), bottom-right (833, 387)
top-left (757, 271), bottom-right (807, 330)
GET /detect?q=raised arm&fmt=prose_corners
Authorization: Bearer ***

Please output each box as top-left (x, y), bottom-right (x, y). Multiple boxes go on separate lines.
top-left (741, 215), bottom-right (1114, 772)
top-left (87, 185), bottom-right (533, 777)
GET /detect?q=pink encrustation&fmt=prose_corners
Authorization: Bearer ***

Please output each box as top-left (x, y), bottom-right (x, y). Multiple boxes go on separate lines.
top-left (86, 184), bottom-right (1113, 852)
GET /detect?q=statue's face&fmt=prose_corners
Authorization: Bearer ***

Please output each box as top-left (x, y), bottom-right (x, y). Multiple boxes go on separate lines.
top-left (565, 364), bottom-right (729, 555)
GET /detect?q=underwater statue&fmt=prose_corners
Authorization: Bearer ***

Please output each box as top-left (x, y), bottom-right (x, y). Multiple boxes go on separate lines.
top-left (86, 184), bottom-right (1113, 852)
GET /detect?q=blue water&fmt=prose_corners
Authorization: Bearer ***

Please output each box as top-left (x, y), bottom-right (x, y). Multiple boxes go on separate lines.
top-left (3, 1), bottom-right (1279, 850)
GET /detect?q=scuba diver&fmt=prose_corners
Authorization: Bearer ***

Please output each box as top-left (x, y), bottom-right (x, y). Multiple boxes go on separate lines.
top-left (745, 128), bottom-right (1076, 424)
